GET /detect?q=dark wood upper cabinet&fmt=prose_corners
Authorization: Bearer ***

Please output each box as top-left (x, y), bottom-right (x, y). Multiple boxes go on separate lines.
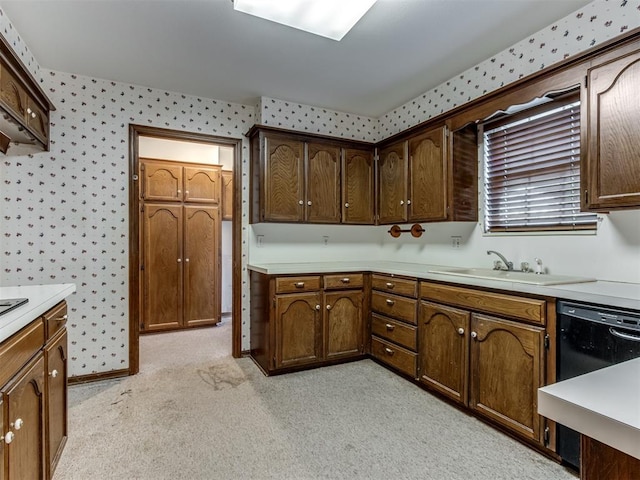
top-left (263, 135), bottom-right (305, 222)
top-left (342, 148), bottom-right (375, 224)
top-left (221, 170), bottom-right (233, 220)
top-left (306, 142), bottom-right (341, 223)
top-left (377, 141), bottom-right (408, 224)
top-left (583, 47), bottom-right (640, 210)
top-left (141, 159), bottom-right (221, 204)
top-left (183, 166), bottom-right (221, 204)
top-left (249, 126), bottom-right (375, 224)
top-left (408, 127), bottom-right (447, 222)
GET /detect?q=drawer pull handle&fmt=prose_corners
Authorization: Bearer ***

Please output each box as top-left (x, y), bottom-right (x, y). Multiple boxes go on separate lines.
top-left (385, 323), bottom-right (395, 331)
top-left (385, 282), bottom-right (394, 288)
top-left (457, 328), bottom-right (464, 335)
top-left (384, 347), bottom-right (394, 356)
top-left (52, 314), bottom-right (68, 322)
top-left (386, 299), bottom-right (395, 306)
top-left (294, 282), bottom-right (305, 288)
top-left (341, 277), bottom-right (350, 283)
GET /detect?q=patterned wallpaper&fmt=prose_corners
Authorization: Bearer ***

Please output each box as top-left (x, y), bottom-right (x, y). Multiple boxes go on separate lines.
top-left (378, 0), bottom-right (640, 139)
top-left (258, 96), bottom-right (378, 143)
top-left (0, 68), bottom-right (255, 377)
top-left (1, 0), bottom-right (640, 378)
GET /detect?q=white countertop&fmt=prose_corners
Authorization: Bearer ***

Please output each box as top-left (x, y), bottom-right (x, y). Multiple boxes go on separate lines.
top-left (247, 261), bottom-right (640, 310)
top-left (538, 358), bottom-right (640, 460)
top-left (0, 283), bottom-right (76, 343)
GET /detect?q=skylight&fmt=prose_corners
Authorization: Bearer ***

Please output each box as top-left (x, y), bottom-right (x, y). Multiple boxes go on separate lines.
top-left (233, 0), bottom-right (378, 41)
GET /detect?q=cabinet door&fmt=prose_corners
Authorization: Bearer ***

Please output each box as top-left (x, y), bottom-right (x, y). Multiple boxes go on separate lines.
top-left (264, 135), bottom-right (304, 222)
top-left (324, 290), bottom-right (363, 359)
top-left (142, 204), bottom-right (183, 331)
top-left (275, 292), bottom-right (322, 368)
top-left (184, 166), bottom-right (221, 204)
top-left (141, 161), bottom-right (183, 202)
top-left (0, 61), bottom-right (27, 121)
top-left (378, 141), bottom-right (407, 224)
top-left (183, 205), bottom-right (220, 328)
top-left (408, 127), bottom-right (447, 221)
top-left (3, 354), bottom-right (45, 480)
top-left (306, 142), bottom-right (341, 223)
top-left (45, 330), bottom-right (67, 479)
top-left (0, 397), bottom-right (4, 480)
top-left (584, 48), bottom-right (640, 209)
top-left (342, 148), bottom-right (374, 224)
top-left (418, 301), bottom-right (469, 405)
top-left (469, 313), bottom-right (545, 443)
top-left (221, 170), bottom-right (233, 220)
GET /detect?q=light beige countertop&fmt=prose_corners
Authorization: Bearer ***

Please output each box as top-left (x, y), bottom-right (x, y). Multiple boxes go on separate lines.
top-left (0, 283), bottom-right (76, 343)
top-left (538, 357), bottom-right (640, 460)
top-left (247, 261), bottom-right (640, 310)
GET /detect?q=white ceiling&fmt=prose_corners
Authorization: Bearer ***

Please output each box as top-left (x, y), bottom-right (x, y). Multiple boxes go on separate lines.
top-left (1, 0), bottom-right (593, 117)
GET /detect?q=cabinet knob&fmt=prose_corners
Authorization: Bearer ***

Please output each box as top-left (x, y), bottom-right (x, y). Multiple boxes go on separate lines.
top-left (471, 331), bottom-right (477, 339)
top-left (32, 112), bottom-right (37, 118)
top-left (385, 299), bottom-right (395, 306)
top-left (315, 304), bottom-right (321, 310)
top-left (13, 418), bottom-right (24, 430)
top-left (385, 282), bottom-right (394, 288)
top-left (384, 347), bottom-right (394, 356)
top-left (298, 200), bottom-right (304, 205)
top-left (307, 201), bottom-right (312, 206)
top-left (407, 200), bottom-right (411, 205)
top-left (400, 200), bottom-right (404, 205)
top-left (27, 107), bottom-right (32, 114)
top-left (326, 304), bottom-right (331, 310)
top-left (457, 328), bottom-right (464, 335)
top-left (344, 202), bottom-right (349, 208)
top-left (185, 190), bottom-right (189, 196)
top-left (385, 323), bottom-right (395, 331)
top-left (2, 431), bottom-right (14, 444)
top-left (341, 278), bottom-right (350, 283)
top-left (185, 258), bottom-right (190, 263)
top-left (50, 369), bottom-right (59, 378)
top-left (177, 258), bottom-right (182, 263)
top-left (177, 189), bottom-right (181, 195)
top-left (294, 282), bottom-right (305, 288)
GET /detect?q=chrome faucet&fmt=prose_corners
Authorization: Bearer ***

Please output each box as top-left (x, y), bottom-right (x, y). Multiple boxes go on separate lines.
top-left (487, 250), bottom-right (514, 271)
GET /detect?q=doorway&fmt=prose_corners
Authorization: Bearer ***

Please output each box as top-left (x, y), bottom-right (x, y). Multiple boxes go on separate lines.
top-left (128, 125), bottom-right (242, 375)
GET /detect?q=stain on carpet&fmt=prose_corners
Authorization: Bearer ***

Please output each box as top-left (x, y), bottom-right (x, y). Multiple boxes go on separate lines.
top-left (197, 363), bottom-right (246, 390)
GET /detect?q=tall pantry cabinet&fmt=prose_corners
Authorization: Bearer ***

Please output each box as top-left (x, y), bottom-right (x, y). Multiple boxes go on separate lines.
top-left (140, 159), bottom-right (222, 332)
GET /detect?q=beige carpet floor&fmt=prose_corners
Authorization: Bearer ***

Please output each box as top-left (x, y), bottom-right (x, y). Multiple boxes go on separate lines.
top-left (54, 319), bottom-right (578, 480)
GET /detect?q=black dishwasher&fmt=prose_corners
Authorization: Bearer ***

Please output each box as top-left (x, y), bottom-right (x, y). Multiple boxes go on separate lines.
top-left (556, 300), bottom-right (640, 470)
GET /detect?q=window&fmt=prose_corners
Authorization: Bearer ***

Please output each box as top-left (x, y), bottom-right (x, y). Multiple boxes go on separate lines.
top-left (482, 98), bottom-right (597, 233)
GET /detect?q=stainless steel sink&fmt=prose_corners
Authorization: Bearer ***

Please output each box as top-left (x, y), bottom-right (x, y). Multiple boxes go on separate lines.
top-left (427, 267), bottom-right (597, 286)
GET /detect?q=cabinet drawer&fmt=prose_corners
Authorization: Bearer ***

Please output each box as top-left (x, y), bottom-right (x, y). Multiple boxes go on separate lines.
top-left (0, 319), bottom-right (45, 387)
top-left (324, 273), bottom-right (364, 290)
top-left (420, 282), bottom-right (546, 325)
top-left (44, 301), bottom-right (67, 340)
top-left (371, 314), bottom-right (417, 351)
top-left (371, 291), bottom-right (417, 324)
top-left (275, 276), bottom-right (321, 294)
top-left (371, 336), bottom-right (417, 378)
top-left (372, 274), bottom-right (417, 297)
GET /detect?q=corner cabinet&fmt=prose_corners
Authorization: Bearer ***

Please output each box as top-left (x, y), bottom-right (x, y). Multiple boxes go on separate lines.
top-left (0, 301), bottom-right (68, 480)
top-left (377, 123), bottom-right (477, 224)
top-left (250, 271), bottom-right (367, 374)
top-left (582, 46), bottom-right (640, 210)
top-left (249, 126), bottom-right (375, 224)
top-left (0, 36), bottom-right (54, 154)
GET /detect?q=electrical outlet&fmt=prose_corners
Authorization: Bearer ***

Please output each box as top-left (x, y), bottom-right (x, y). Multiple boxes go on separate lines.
top-left (257, 235), bottom-right (264, 248)
top-left (322, 235), bottom-right (329, 247)
top-left (451, 236), bottom-right (461, 249)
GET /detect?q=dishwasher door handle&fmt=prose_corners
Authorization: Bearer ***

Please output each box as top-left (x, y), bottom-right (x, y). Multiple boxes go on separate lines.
top-left (609, 327), bottom-right (640, 342)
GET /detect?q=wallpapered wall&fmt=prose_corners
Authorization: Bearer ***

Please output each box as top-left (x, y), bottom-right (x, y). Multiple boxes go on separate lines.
top-left (0, 16), bottom-right (255, 376)
top-left (1, 0), bottom-right (640, 377)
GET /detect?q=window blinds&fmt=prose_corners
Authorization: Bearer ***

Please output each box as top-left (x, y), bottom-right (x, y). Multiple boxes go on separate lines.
top-left (483, 100), bottom-right (596, 232)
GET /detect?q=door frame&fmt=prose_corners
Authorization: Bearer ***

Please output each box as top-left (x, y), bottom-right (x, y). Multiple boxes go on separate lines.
top-left (128, 124), bottom-right (243, 374)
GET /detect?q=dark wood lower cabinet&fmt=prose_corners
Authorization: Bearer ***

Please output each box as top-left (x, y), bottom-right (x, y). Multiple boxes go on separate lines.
top-left (251, 272), bottom-right (366, 374)
top-left (581, 436), bottom-right (640, 480)
top-left (3, 354), bottom-right (45, 480)
top-left (45, 329), bottom-right (67, 478)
